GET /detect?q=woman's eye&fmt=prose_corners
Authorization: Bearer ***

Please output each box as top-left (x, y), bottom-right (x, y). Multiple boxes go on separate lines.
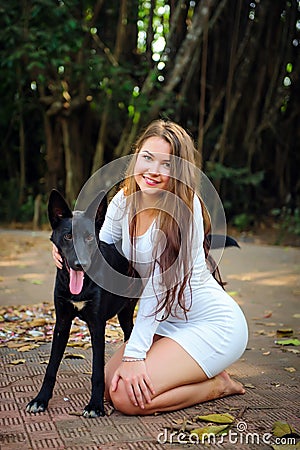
top-left (143, 155), bottom-right (151, 161)
top-left (163, 162), bottom-right (170, 169)
top-left (64, 233), bottom-right (72, 241)
top-left (86, 234), bottom-right (94, 242)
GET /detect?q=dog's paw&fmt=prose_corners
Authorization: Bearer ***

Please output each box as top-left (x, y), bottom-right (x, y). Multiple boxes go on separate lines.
top-left (83, 404), bottom-right (105, 418)
top-left (26, 399), bottom-right (48, 414)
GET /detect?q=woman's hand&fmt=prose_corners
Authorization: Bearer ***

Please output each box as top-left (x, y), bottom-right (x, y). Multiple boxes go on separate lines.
top-left (111, 360), bottom-right (155, 409)
top-left (52, 243), bottom-right (63, 269)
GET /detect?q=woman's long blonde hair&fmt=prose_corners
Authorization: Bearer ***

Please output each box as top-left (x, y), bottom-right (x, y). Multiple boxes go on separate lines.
top-left (123, 120), bottom-right (211, 319)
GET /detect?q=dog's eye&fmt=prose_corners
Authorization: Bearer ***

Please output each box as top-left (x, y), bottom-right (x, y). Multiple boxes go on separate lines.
top-left (64, 233), bottom-right (72, 241)
top-left (86, 234), bottom-right (94, 242)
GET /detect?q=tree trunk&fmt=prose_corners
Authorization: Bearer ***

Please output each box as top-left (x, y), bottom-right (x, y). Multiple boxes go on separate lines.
top-left (61, 117), bottom-right (80, 204)
top-left (113, 0), bottom-right (219, 158)
top-left (212, 0), bottom-right (242, 166)
top-left (44, 114), bottom-right (64, 193)
top-left (18, 112), bottom-right (26, 205)
top-left (197, 2), bottom-right (209, 168)
top-left (92, 100), bottom-right (110, 173)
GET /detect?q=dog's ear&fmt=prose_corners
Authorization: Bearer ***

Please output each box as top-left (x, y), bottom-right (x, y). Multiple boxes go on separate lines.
top-left (48, 189), bottom-right (73, 229)
top-left (85, 191), bottom-right (108, 229)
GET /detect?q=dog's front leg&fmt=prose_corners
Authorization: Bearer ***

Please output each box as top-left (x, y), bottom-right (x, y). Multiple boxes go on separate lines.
top-left (26, 315), bottom-right (72, 413)
top-left (117, 299), bottom-right (137, 341)
top-left (83, 321), bottom-right (106, 418)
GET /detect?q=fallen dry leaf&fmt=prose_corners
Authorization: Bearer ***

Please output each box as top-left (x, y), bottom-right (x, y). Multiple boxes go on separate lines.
top-left (256, 321), bottom-right (277, 327)
top-left (276, 328), bottom-right (293, 337)
top-left (227, 291), bottom-right (239, 297)
top-left (67, 342), bottom-right (87, 348)
top-left (9, 359), bottom-right (26, 365)
top-left (255, 329), bottom-right (267, 335)
top-left (68, 411), bottom-right (82, 416)
top-left (18, 344), bottom-right (40, 352)
top-left (194, 413), bottom-right (235, 424)
top-left (6, 342), bottom-right (28, 349)
top-left (64, 353), bottom-right (86, 359)
top-left (283, 348), bottom-right (300, 354)
top-left (0, 302), bottom-right (130, 351)
top-left (272, 421), bottom-right (299, 438)
top-left (275, 338), bottom-right (300, 346)
top-left (284, 367), bottom-right (296, 373)
top-left (30, 318), bottom-right (48, 327)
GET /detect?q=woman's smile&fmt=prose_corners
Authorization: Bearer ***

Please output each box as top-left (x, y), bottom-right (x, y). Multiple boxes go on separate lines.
top-left (143, 175), bottom-right (160, 186)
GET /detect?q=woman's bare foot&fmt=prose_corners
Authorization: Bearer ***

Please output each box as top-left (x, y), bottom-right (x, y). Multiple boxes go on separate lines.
top-left (216, 371), bottom-right (245, 397)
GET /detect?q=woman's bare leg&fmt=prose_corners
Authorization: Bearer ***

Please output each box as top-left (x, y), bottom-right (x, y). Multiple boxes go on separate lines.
top-left (105, 336), bottom-right (244, 415)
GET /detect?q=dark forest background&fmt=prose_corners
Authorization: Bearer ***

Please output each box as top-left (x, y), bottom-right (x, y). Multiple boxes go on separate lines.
top-left (0, 0), bottom-right (299, 239)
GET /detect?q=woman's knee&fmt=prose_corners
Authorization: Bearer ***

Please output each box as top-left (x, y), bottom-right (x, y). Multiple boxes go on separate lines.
top-left (109, 383), bottom-right (137, 415)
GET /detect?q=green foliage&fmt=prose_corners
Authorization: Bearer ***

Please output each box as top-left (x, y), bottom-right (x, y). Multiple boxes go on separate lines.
top-left (0, 179), bottom-right (48, 225)
top-left (0, 0), bottom-right (298, 231)
top-left (0, 179), bottom-right (20, 223)
top-left (19, 194), bottom-right (48, 225)
top-left (206, 162), bottom-right (264, 187)
top-left (18, 195), bottom-right (35, 223)
top-left (232, 213), bottom-right (255, 232)
top-left (206, 162), bottom-right (264, 231)
top-left (271, 207), bottom-right (300, 240)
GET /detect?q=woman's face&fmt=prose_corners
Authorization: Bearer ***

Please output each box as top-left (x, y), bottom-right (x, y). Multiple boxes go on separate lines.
top-left (134, 137), bottom-right (171, 194)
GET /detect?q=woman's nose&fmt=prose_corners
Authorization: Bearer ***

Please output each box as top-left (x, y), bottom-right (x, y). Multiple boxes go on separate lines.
top-left (148, 160), bottom-right (160, 174)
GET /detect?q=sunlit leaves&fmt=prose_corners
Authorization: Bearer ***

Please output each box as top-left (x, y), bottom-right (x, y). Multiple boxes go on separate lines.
top-left (137, 0), bottom-right (170, 57)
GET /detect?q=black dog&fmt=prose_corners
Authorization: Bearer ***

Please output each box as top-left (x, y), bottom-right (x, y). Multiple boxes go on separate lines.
top-left (26, 189), bottom-right (140, 417)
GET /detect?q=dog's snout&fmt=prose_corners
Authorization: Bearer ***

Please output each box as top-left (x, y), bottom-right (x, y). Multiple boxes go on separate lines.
top-left (74, 260), bottom-right (88, 269)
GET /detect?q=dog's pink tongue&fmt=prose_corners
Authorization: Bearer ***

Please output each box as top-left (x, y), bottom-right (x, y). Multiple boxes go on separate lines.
top-left (69, 269), bottom-right (84, 295)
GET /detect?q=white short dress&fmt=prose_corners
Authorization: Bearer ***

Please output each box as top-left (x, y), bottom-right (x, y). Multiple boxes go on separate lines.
top-left (99, 189), bottom-right (248, 378)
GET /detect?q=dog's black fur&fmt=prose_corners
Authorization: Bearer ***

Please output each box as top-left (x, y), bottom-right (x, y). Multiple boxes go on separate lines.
top-left (26, 189), bottom-right (140, 418)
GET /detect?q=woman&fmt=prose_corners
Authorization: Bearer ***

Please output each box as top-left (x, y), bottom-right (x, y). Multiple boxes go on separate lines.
top-left (53, 120), bottom-right (248, 415)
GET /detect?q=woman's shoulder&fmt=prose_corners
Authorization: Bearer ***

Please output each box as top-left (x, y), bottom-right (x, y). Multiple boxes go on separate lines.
top-left (106, 188), bottom-right (127, 215)
top-left (110, 188), bottom-right (126, 204)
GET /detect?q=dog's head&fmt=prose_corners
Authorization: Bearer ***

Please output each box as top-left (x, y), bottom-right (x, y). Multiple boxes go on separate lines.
top-left (48, 189), bottom-right (107, 295)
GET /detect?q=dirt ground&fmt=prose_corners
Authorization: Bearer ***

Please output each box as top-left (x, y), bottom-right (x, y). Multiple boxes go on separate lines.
top-left (0, 227), bottom-right (299, 309)
top-left (0, 229), bottom-right (56, 307)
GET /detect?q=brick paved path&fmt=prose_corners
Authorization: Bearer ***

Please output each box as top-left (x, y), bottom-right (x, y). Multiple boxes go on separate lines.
top-left (1, 237), bottom-right (299, 449)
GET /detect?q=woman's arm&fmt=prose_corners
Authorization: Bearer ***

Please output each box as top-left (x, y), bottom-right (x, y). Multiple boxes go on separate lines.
top-left (111, 265), bottom-right (165, 408)
top-left (123, 284), bottom-right (165, 359)
top-left (99, 189), bottom-right (125, 244)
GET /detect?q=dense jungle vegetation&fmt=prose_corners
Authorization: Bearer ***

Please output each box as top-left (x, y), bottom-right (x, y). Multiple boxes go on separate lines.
top-left (0, 0), bottom-right (299, 237)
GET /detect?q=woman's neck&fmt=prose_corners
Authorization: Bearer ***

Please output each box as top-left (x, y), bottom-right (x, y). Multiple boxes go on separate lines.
top-left (137, 191), bottom-right (162, 211)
